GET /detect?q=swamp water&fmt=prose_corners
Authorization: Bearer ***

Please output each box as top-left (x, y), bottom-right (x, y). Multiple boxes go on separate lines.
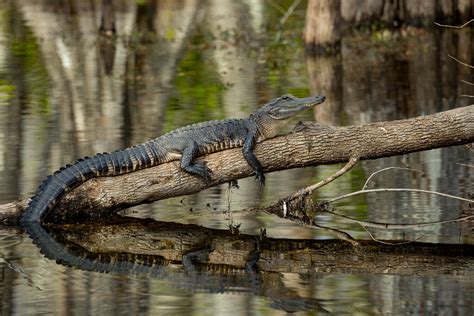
top-left (0, 1), bottom-right (472, 315)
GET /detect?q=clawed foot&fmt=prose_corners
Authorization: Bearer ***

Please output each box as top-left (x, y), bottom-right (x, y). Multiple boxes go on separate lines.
top-left (182, 244), bottom-right (214, 271)
top-left (229, 180), bottom-right (239, 189)
top-left (254, 170), bottom-right (265, 186)
top-left (190, 162), bottom-right (212, 182)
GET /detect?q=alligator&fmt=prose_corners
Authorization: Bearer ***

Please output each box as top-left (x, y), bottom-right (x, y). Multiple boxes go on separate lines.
top-left (20, 94), bottom-right (325, 227)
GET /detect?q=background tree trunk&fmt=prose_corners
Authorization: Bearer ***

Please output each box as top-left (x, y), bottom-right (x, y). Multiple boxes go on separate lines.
top-left (305, 0), bottom-right (473, 47)
top-left (304, 0), bottom-right (341, 49)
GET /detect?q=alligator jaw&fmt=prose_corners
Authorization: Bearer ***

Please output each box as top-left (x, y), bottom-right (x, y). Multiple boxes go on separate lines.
top-left (289, 95), bottom-right (326, 110)
top-left (267, 94), bottom-right (326, 120)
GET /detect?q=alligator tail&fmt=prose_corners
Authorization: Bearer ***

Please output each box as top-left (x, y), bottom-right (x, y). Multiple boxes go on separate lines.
top-left (21, 142), bottom-right (158, 226)
top-left (23, 222), bottom-right (171, 275)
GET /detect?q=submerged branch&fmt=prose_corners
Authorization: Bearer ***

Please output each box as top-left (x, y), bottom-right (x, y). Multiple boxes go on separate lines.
top-left (0, 105), bottom-right (473, 224)
top-left (308, 220), bottom-right (359, 246)
top-left (321, 208), bottom-right (474, 230)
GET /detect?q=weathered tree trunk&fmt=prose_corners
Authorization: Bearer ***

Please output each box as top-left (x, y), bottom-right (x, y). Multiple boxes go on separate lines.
top-left (0, 105), bottom-right (473, 224)
top-left (99, 0), bottom-right (116, 37)
top-left (304, 0), bottom-right (341, 50)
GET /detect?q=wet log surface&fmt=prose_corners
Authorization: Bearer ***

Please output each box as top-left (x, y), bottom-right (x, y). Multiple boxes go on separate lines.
top-left (0, 105), bottom-right (473, 224)
top-left (46, 217), bottom-right (474, 278)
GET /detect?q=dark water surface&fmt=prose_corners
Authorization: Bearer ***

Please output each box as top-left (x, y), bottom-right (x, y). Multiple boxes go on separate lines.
top-left (0, 1), bottom-right (473, 315)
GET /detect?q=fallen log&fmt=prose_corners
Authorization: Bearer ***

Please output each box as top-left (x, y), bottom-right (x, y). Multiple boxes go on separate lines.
top-left (1, 105), bottom-right (473, 224)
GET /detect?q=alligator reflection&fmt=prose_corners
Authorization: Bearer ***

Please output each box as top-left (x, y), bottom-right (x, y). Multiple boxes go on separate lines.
top-left (27, 217), bottom-right (473, 312)
top-left (28, 217), bottom-right (328, 313)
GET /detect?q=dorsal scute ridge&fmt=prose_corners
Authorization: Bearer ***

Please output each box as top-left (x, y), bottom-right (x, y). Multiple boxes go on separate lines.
top-left (163, 119), bottom-right (244, 136)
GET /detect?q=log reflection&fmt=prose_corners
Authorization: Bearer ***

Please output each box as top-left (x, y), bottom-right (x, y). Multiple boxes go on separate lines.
top-left (30, 217), bottom-right (329, 313)
top-left (35, 216), bottom-right (473, 279)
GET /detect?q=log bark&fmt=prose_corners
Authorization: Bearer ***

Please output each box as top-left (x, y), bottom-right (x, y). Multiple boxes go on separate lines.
top-left (1, 105), bottom-right (473, 224)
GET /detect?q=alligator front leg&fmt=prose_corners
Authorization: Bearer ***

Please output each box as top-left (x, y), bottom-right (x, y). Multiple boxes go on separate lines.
top-left (180, 140), bottom-right (211, 182)
top-left (243, 132), bottom-right (265, 186)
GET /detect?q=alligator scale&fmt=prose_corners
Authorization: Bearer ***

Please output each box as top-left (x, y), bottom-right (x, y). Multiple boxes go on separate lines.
top-left (21, 94), bottom-right (325, 230)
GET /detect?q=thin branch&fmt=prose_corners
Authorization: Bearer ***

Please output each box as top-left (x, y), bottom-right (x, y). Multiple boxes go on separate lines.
top-left (309, 220), bottom-right (359, 246)
top-left (328, 188), bottom-right (474, 204)
top-left (279, 0), bottom-right (302, 25)
top-left (361, 226), bottom-right (422, 245)
top-left (2, 257), bottom-right (43, 291)
top-left (362, 167), bottom-right (422, 190)
top-left (434, 19), bottom-right (474, 29)
top-left (460, 79), bottom-right (474, 86)
top-left (248, 158), bottom-right (360, 246)
top-left (321, 208), bottom-right (474, 229)
top-left (285, 157), bottom-right (359, 203)
top-left (0, 234), bottom-right (23, 248)
top-left (456, 163), bottom-right (474, 168)
top-left (460, 95), bottom-right (474, 98)
top-left (266, 0), bottom-right (286, 15)
top-left (448, 54), bottom-right (474, 69)
top-left (272, 0), bottom-right (302, 42)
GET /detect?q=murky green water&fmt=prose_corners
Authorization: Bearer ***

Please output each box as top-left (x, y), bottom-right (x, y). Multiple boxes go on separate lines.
top-left (0, 0), bottom-right (472, 315)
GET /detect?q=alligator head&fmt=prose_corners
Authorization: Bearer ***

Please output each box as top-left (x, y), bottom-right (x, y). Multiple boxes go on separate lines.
top-left (253, 94), bottom-right (326, 138)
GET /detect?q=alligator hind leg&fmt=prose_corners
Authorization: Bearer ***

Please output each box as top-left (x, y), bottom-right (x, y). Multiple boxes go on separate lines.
top-left (182, 244), bottom-right (214, 271)
top-left (180, 140), bottom-right (211, 182)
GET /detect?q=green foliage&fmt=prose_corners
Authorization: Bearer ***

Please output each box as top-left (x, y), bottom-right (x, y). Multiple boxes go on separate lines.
top-left (166, 35), bottom-right (226, 131)
top-left (0, 79), bottom-right (16, 102)
top-left (6, 9), bottom-right (51, 114)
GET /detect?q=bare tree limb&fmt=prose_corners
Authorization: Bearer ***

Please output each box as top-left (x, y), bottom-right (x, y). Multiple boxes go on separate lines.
top-left (362, 167), bottom-right (422, 190)
top-left (290, 164), bottom-right (472, 241)
top-left (283, 157), bottom-right (359, 209)
top-left (460, 79), bottom-right (474, 86)
top-left (279, 0), bottom-right (302, 25)
top-left (448, 54), bottom-right (474, 68)
top-left (434, 19), bottom-right (474, 29)
top-left (327, 188), bottom-right (474, 204)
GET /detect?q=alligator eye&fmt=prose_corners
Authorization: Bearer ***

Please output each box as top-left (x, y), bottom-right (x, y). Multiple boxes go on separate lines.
top-left (280, 94), bottom-right (295, 101)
